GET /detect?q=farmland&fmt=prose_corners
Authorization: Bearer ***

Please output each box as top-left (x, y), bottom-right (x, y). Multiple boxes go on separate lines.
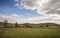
top-left (0, 28), bottom-right (60, 38)
top-left (0, 22), bottom-right (60, 38)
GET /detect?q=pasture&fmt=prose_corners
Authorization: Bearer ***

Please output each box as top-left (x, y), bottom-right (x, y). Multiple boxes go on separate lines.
top-left (0, 28), bottom-right (60, 38)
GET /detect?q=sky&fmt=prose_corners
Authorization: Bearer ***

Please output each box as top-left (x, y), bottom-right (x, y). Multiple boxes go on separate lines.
top-left (0, 0), bottom-right (60, 24)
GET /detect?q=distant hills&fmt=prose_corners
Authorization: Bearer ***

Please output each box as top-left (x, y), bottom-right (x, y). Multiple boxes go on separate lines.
top-left (0, 22), bottom-right (60, 28)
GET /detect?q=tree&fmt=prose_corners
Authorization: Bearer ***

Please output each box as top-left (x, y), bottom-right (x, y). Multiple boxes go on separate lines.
top-left (15, 22), bottom-right (19, 28)
top-left (4, 19), bottom-right (8, 28)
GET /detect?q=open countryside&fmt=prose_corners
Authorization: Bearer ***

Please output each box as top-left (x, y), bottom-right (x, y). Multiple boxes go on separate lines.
top-left (0, 22), bottom-right (60, 38)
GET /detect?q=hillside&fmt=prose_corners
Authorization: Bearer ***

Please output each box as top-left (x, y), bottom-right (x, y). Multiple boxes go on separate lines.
top-left (0, 22), bottom-right (60, 28)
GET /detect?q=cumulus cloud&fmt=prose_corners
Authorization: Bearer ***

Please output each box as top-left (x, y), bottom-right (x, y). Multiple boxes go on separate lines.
top-left (11, 14), bottom-right (19, 17)
top-left (14, 0), bottom-right (60, 24)
top-left (0, 14), bottom-right (24, 23)
top-left (14, 0), bottom-right (51, 14)
top-left (15, 0), bottom-right (19, 2)
top-left (27, 14), bottom-right (60, 24)
top-left (0, 14), bottom-right (60, 24)
top-left (15, 0), bottom-right (60, 14)
top-left (0, 0), bottom-right (60, 24)
top-left (41, 0), bottom-right (60, 14)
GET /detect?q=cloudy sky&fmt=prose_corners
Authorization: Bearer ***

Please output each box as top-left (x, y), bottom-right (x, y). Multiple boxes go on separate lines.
top-left (0, 0), bottom-right (60, 24)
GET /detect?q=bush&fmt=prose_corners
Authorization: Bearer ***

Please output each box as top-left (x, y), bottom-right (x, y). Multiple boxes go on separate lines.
top-left (45, 25), bottom-right (49, 27)
top-left (40, 25), bottom-right (44, 27)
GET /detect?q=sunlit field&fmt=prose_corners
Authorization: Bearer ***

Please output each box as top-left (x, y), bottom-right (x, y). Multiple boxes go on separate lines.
top-left (0, 28), bottom-right (60, 38)
top-left (0, 22), bottom-right (60, 38)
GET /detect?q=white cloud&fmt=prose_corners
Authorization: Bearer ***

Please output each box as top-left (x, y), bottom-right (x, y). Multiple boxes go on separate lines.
top-left (14, 0), bottom-right (19, 2)
top-left (14, 0), bottom-right (51, 14)
top-left (11, 14), bottom-right (19, 17)
top-left (0, 14), bottom-right (24, 23)
top-left (14, 0), bottom-right (60, 14)
top-left (0, 14), bottom-right (60, 24)
top-left (27, 14), bottom-right (60, 24)
top-left (14, 0), bottom-right (60, 24)
top-left (42, 0), bottom-right (60, 14)
top-left (0, 0), bottom-right (60, 24)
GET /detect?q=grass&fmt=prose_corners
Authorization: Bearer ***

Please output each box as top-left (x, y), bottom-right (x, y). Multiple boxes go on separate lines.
top-left (0, 28), bottom-right (60, 38)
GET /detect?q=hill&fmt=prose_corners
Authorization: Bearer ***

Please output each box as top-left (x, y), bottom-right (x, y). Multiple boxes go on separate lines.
top-left (0, 22), bottom-right (60, 28)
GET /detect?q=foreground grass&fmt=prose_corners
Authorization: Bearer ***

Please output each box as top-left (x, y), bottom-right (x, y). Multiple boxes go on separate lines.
top-left (0, 28), bottom-right (60, 38)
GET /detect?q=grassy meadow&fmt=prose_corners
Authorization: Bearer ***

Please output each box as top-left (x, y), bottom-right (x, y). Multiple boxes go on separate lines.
top-left (0, 22), bottom-right (60, 38)
top-left (0, 28), bottom-right (60, 38)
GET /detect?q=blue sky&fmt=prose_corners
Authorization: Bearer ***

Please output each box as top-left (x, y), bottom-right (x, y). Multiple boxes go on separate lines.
top-left (0, 0), bottom-right (43, 18)
top-left (0, 0), bottom-right (60, 24)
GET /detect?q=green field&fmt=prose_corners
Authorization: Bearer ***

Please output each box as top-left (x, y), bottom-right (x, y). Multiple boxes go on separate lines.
top-left (0, 28), bottom-right (60, 38)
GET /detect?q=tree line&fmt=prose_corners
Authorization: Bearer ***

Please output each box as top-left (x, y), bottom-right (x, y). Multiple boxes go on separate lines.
top-left (0, 20), bottom-right (49, 28)
top-left (3, 20), bottom-right (32, 28)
